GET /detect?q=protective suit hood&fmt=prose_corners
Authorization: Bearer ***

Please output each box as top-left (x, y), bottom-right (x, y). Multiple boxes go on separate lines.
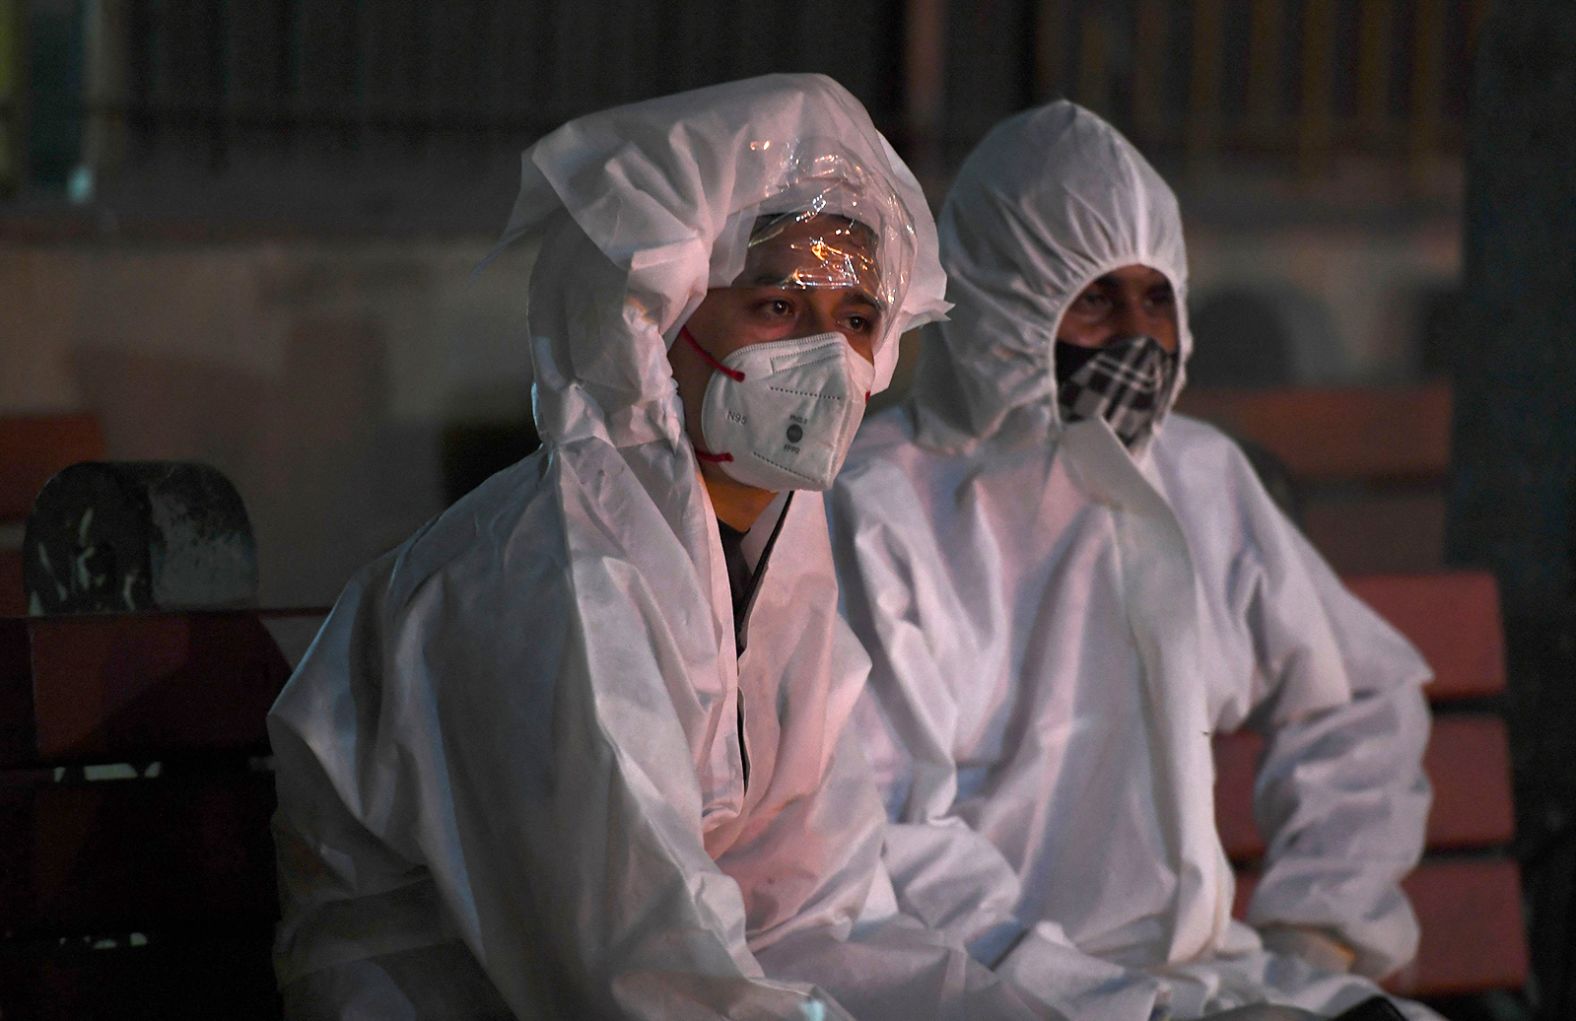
top-left (504, 72), bottom-right (948, 460)
top-left (912, 101), bottom-right (1190, 450)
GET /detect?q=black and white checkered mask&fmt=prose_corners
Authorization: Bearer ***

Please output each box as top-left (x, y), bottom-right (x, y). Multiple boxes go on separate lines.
top-left (1054, 336), bottom-right (1178, 448)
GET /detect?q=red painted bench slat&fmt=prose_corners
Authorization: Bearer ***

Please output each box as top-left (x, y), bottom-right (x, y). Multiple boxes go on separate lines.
top-left (1345, 572), bottom-right (1507, 702)
top-left (0, 612), bottom-right (309, 766)
top-left (1175, 383), bottom-right (1452, 484)
top-left (1233, 858), bottom-right (1528, 998)
top-left (1387, 858), bottom-right (1530, 997)
top-left (0, 415), bottom-right (106, 523)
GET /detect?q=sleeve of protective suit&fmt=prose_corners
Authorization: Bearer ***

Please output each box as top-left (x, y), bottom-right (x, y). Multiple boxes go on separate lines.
top-left (1229, 464), bottom-right (1433, 979)
top-left (745, 727), bottom-right (1054, 1020)
top-left (271, 553), bottom-right (854, 1020)
top-left (829, 477), bottom-right (1167, 1021)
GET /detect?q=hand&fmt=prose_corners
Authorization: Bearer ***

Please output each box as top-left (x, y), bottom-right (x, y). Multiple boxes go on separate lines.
top-left (1258, 925), bottom-right (1358, 974)
top-left (1201, 1006), bottom-right (1325, 1021)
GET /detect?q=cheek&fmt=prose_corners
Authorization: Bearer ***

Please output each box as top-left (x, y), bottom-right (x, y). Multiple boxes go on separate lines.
top-left (1153, 313), bottom-right (1182, 353)
top-left (1056, 318), bottom-right (1110, 349)
top-left (848, 333), bottom-right (876, 365)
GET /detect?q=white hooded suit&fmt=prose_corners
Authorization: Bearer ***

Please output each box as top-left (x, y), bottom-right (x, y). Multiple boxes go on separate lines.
top-left (267, 76), bottom-right (1051, 1020)
top-left (831, 103), bottom-right (1437, 1019)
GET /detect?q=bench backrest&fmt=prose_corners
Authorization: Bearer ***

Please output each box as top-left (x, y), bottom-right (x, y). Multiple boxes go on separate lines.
top-left (1176, 384), bottom-right (1453, 575)
top-left (0, 608), bottom-right (325, 1020)
top-left (1, 571), bottom-right (1528, 1007)
top-left (1177, 383), bottom-right (1452, 484)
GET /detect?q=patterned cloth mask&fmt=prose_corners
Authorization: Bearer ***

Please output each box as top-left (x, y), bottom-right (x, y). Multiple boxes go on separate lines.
top-left (1054, 335), bottom-right (1178, 448)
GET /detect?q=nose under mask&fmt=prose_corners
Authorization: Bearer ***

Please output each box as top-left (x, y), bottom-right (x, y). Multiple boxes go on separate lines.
top-left (683, 327), bottom-right (874, 492)
top-left (1054, 335), bottom-right (1178, 448)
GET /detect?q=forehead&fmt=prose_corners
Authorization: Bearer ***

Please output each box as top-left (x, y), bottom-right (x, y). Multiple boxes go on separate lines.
top-left (735, 213), bottom-right (882, 301)
top-left (1093, 264), bottom-right (1170, 288)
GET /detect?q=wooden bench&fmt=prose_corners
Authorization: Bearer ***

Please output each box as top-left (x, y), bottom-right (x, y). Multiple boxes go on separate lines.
top-left (1214, 570), bottom-right (1529, 1002)
top-left (0, 576), bottom-right (1523, 1009)
top-left (0, 608), bottom-right (324, 1020)
top-left (0, 415), bottom-right (106, 615)
top-left (1177, 383), bottom-right (1452, 574)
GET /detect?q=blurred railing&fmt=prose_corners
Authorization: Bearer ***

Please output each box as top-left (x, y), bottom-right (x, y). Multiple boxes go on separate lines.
top-left (907, 0), bottom-right (1490, 178)
top-left (1, 0), bottom-right (910, 206)
top-left (2, 0), bottom-right (1490, 210)
top-left (0, 0), bottom-right (23, 196)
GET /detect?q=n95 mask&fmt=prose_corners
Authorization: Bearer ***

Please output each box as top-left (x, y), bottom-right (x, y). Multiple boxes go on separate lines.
top-left (682, 327), bottom-right (874, 492)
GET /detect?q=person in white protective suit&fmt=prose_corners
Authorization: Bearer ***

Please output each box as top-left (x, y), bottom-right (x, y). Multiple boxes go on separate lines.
top-left (265, 74), bottom-right (1074, 1020)
top-left (829, 102), bottom-right (1440, 1021)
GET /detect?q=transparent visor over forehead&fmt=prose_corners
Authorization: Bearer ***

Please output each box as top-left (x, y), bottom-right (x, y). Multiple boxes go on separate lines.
top-left (742, 210), bottom-right (881, 295)
top-left (710, 143), bottom-right (918, 350)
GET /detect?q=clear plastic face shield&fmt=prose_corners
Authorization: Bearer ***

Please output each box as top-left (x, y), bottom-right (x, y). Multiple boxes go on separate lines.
top-left (703, 141), bottom-right (920, 364)
top-left (740, 210), bottom-right (883, 303)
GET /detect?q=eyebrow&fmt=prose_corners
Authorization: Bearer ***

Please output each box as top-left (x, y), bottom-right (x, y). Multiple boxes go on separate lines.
top-left (736, 276), bottom-right (885, 310)
top-left (1090, 273), bottom-right (1172, 291)
top-left (843, 292), bottom-right (883, 314)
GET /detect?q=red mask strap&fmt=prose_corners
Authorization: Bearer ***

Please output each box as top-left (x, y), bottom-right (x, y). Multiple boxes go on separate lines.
top-left (680, 326), bottom-right (745, 382)
top-left (678, 326), bottom-right (737, 463)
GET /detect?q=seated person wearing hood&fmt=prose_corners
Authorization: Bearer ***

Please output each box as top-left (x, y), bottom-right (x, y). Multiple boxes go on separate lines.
top-left (266, 76), bottom-right (1055, 1021)
top-left (829, 102), bottom-right (1439, 1021)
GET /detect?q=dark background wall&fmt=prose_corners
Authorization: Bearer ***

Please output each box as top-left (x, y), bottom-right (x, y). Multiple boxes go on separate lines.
top-left (2, 1), bottom-right (1475, 608)
top-left (1452, 4), bottom-right (1576, 1016)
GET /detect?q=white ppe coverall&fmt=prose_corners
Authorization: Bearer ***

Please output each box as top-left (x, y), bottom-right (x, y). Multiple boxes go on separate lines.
top-left (830, 102), bottom-right (1439, 1019)
top-left (267, 75), bottom-right (1050, 1020)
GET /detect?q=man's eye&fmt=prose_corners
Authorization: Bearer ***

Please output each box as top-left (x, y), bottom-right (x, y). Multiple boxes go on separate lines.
top-left (845, 314), bottom-right (873, 333)
top-left (1075, 292), bottom-right (1111, 311)
top-left (1147, 288), bottom-right (1175, 308)
top-left (759, 297), bottom-right (795, 317)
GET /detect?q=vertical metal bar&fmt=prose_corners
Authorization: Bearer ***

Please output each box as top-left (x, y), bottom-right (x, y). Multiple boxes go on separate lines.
top-left (124, 0), bottom-right (150, 155)
top-left (0, 0), bottom-right (18, 193)
top-left (1298, 0), bottom-right (1335, 175)
top-left (347, 0), bottom-right (363, 151)
top-left (209, 0), bottom-right (229, 171)
top-left (1077, 5), bottom-right (1108, 114)
top-left (276, 0), bottom-right (297, 155)
top-left (486, 0), bottom-right (507, 148)
top-left (1465, 0), bottom-right (1492, 55)
top-left (1033, 0), bottom-right (1066, 103)
top-left (83, 0), bottom-right (130, 180)
top-left (1189, 0), bottom-right (1224, 165)
top-left (1462, 0), bottom-right (1493, 151)
top-left (1410, 0), bottom-right (1447, 170)
top-left (1247, 0), bottom-right (1283, 136)
top-left (150, 0), bottom-right (166, 138)
top-left (1133, 0), bottom-right (1167, 141)
top-left (419, 0), bottom-right (438, 153)
top-left (902, 0), bottom-right (945, 188)
top-left (1356, 0), bottom-right (1391, 142)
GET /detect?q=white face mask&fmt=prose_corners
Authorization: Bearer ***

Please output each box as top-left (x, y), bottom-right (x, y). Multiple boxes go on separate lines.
top-left (682, 327), bottom-right (875, 492)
